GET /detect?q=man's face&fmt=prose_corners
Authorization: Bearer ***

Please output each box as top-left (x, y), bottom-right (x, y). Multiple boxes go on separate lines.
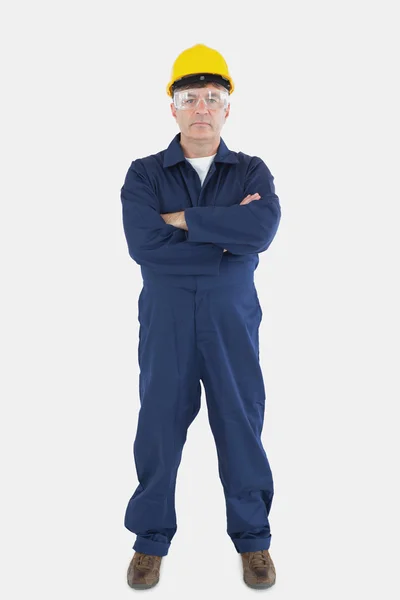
top-left (170, 83), bottom-right (230, 140)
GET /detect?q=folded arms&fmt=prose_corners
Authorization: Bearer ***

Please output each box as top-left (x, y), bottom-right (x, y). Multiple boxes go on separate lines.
top-left (120, 158), bottom-right (281, 275)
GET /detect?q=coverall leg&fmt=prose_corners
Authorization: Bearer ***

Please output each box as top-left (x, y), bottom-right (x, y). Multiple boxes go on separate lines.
top-left (124, 275), bottom-right (202, 557)
top-left (196, 262), bottom-right (273, 554)
top-left (124, 262), bottom-right (273, 556)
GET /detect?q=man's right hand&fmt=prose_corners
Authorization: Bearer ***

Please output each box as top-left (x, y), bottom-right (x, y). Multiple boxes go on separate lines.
top-left (240, 193), bottom-right (261, 205)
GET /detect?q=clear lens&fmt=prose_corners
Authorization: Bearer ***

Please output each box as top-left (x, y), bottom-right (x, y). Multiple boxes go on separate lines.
top-left (173, 88), bottom-right (228, 110)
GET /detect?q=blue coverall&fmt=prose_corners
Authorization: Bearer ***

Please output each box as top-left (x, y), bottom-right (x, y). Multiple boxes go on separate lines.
top-left (121, 132), bottom-right (281, 557)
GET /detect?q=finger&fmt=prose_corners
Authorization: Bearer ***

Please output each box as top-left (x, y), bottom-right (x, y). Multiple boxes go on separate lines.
top-left (240, 194), bottom-right (261, 205)
top-left (241, 196), bottom-right (261, 205)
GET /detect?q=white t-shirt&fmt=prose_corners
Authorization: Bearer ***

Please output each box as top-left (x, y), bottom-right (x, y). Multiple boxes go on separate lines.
top-left (185, 154), bottom-right (217, 186)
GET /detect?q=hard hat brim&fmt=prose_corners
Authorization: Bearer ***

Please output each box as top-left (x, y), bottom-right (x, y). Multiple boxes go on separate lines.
top-left (167, 73), bottom-right (233, 97)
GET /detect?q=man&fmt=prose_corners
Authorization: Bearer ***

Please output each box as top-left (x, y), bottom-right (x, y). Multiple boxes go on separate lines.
top-left (120, 43), bottom-right (281, 590)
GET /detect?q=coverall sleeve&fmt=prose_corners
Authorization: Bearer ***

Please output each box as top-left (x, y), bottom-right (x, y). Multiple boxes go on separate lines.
top-left (120, 161), bottom-right (224, 275)
top-left (184, 158), bottom-right (281, 255)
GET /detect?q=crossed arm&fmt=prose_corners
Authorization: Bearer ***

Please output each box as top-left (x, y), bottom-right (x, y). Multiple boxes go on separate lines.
top-left (160, 210), bottom-right (229, 251)
top-left (159, 210), bottom-right (188, 231)
top-left (120, 158), bottom-right (281, 276)
top-left (159, 194), bottom-right (263, 252)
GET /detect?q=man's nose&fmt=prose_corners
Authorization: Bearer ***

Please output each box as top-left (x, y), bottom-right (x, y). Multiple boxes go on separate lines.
top-left (195, 98), bottom-right (209, 113)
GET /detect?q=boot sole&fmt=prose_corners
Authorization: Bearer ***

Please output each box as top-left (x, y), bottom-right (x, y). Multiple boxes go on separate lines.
top-left (243, 577), bottom-right (276, 589)
top-left (128, 579), bottom-right (159, 590)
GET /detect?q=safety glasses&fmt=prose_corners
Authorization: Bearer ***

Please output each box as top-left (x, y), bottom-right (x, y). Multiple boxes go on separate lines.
top-left (173, 88), bottom-right (229, 110)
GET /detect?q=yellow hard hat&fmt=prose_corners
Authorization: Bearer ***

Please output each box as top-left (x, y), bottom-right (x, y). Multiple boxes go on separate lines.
top-left (166, 43), bottom-right (235, 97)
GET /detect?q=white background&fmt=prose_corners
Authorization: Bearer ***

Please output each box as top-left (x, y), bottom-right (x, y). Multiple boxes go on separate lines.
top-left (1, 1), bottom-right (399, 598)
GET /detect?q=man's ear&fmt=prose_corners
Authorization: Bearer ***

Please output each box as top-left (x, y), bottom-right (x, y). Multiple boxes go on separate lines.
top-left (170, 102), bottom-right (177, 119)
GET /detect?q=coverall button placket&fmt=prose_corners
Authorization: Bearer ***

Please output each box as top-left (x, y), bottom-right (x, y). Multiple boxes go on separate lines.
top-left (180, 161), bottom-right (201, 207)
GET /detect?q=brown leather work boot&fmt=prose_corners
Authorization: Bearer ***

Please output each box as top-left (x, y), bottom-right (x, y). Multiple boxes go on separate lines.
top-left (127, 551), bottom-right (163, 589)
top-left (241, 549), bottom-right (276, 589)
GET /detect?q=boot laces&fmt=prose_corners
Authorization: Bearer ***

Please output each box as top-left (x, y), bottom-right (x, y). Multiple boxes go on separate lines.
top-left (249, 550), bottom-right (268, 569)
top-left (136, 553), bottom-right (154, 570)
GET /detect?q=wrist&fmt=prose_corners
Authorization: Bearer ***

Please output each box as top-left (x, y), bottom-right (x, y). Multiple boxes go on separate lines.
top-left (180, 210), bottom-right (188, 231)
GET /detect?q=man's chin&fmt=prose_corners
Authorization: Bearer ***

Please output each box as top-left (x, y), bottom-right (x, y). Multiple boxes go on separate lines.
top-left (189, 127), bottom-right (212, 135)
top-left (184, 127), bottom-right (215, 139)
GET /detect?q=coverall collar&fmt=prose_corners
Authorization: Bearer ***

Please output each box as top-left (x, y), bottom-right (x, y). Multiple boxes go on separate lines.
top-left (163, 132), bottom-right (239, 168)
